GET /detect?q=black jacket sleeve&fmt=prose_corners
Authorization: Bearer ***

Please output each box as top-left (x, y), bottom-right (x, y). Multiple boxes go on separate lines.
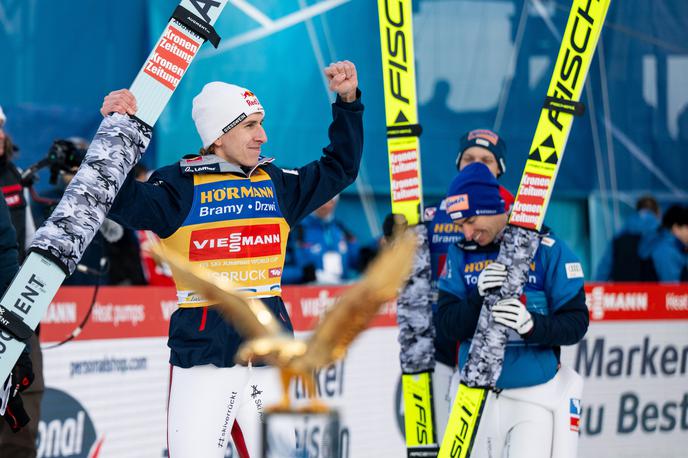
top-left (523, 287), bottom-right (589, 346)
top-left (0, 196), bottom-right (19, 293)
top-left (268, 92), bottom-right (364, 227)
top-left (435, 287), bottom-right (484, 343)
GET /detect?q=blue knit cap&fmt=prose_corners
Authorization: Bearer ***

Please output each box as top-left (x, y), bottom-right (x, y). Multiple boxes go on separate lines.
top-left (445, 163), bottom-right (505, 220)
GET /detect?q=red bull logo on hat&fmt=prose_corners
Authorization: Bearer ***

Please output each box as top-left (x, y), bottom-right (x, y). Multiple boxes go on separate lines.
top-left (243, 90), bottom-right (261, 107)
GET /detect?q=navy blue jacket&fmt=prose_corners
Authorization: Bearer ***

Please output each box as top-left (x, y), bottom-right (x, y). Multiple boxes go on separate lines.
top-left (0, 196), bottom-right (19, 293)
top-left (109, 94), bottom-right (363, 368)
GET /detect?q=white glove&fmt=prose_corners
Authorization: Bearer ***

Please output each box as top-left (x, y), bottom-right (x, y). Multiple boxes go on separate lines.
top-left (492, 297), bottom-right (534, 335)
top-left (477, 262), bottom-right (508, 296)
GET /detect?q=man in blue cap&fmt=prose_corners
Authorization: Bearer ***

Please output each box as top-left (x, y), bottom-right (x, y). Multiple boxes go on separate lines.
top-left (422, 129), bottom-right (513, 434)
top-left (436, 162), bottom-right (588, 458)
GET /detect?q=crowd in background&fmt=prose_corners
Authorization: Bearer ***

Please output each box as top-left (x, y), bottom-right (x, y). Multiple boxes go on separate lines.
top-left (595, 195), bottom-right (688, 282)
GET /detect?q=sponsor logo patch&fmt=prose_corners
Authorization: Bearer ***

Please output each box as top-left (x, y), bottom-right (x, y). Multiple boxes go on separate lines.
top-left (222, 112), bottom-right (247, 133)
top-left (541, 236), bottom-right (556, 247)
top-left (189, 224), bottom-right (281, 261)
top-left (468, 129), bottom-right (499, 145)
top-left (446, 194), bottom-right (469, 213)
top-left (569, 398), bottom-right (581, 432)
top-left (565, 262), bottom-right (584, 279)
top-left (242, 90), bottom-right (262, 108)
top-left (423, 206), bottom-right (437, 222)
top-left (184, 164), bottom-right (220, 174)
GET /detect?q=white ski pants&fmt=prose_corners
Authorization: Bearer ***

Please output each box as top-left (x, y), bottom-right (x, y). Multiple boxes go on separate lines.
top-left (432, 361), bottom-right (455, 440)
top-left (449, 366), bottom-right (583, 458)
top-left (167, 364), bottom-right (286, 458)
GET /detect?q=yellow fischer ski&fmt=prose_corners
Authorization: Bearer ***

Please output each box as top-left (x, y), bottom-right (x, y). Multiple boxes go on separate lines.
top-left (402, 371), bottom-right (438, 457)
top-left (439, 1), bottom-right (611, 456)
top-left (509, 0), bottom-right (610, 231)
top-left (440, 385), bottom-right (487, 458)
top-left (378, 0), bottom-right (423, 226)
top-left (379, 1), bottom-right (438, 456)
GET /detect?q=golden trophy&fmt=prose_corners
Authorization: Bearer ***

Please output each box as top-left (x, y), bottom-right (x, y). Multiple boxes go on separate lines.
top-left (153, 227), bottom-right (416, 457)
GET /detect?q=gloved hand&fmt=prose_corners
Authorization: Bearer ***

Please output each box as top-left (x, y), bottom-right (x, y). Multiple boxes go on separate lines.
top-left (1, 349), bottom-right (34, 432)
top-left (2, 390), bottom-right (30, 432)
top-left (11, 349), bottom-right (35, 394)
top-left (477, 262), bottom-right (508, 296)
top-left (492, 297), bottom-right (534, 335)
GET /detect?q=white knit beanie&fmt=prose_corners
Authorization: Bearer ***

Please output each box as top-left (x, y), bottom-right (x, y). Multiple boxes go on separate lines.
top-left (192, 82), bottom-right (264, 148)
top-left (0, 105), bottom-right (5, 125)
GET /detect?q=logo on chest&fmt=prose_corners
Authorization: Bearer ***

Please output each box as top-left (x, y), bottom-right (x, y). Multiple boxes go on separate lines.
top-left (464, 261), bottom-right (540, 285)
top-left (192, 182), bottom-right (280, 223)
top-left (189, 224), bottom-right (281, 261)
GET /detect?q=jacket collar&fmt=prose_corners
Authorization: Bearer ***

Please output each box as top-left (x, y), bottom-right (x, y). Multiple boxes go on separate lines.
top-left (179, 154), bottom-right (274, 177)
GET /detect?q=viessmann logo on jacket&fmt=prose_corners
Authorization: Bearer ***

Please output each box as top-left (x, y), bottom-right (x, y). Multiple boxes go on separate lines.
top-left (189, 224), bottom-right (281, 261)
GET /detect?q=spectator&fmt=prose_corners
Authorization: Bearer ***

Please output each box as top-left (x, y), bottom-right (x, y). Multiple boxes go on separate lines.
top-left (0, 184), bottom-right (37, 455)
top-left (0, 105), bottom-right (36, 262)
top-left (283, 195), bottom-right (360, 284)
top-left (0, 106), bottom-right (41, 458)
top-left (595, 195), bottom-right (660, 281)
top-left (639, 204), bottom-right (688, 282)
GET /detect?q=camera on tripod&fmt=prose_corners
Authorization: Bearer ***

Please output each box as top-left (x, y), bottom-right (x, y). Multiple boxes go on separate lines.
top-left (46, 139), bottom-right (88, 185)
top-left (22, 138), bottom-right (89, 187)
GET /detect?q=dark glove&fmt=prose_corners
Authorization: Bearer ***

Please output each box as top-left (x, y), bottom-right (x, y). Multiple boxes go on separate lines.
top-left (11, 349), bottom-right (34, 394)
top-left (2, 349), bottom-right (34, 432)
top-left (20, 174), bottom-right (37, 188)
top-left (302, 263), bottom-right (317, 283)
top-left (3, 392), bottom-right (30, 432)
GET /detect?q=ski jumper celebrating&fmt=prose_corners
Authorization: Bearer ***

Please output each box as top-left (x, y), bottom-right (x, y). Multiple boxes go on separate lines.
top-left (436, 163), bottom-right (588, 458)
top-left (102, 61), bottom-right (362, 458)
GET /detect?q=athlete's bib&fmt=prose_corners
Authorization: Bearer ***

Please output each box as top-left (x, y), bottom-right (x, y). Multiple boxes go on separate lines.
top-left (162, 169), bottom-right (290, 307)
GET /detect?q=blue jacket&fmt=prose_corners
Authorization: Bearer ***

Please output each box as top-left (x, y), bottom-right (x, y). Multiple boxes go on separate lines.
top-left (437, 231), bottom-right (588, 389)
top-left (283, 214), bottom-right (360, 284)
top-left (595, 210), bottom-right (659, 281)
top-left (639, 228), bottom-right (688, 282)
top-left (108, 94), bottom-right (364, 368)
